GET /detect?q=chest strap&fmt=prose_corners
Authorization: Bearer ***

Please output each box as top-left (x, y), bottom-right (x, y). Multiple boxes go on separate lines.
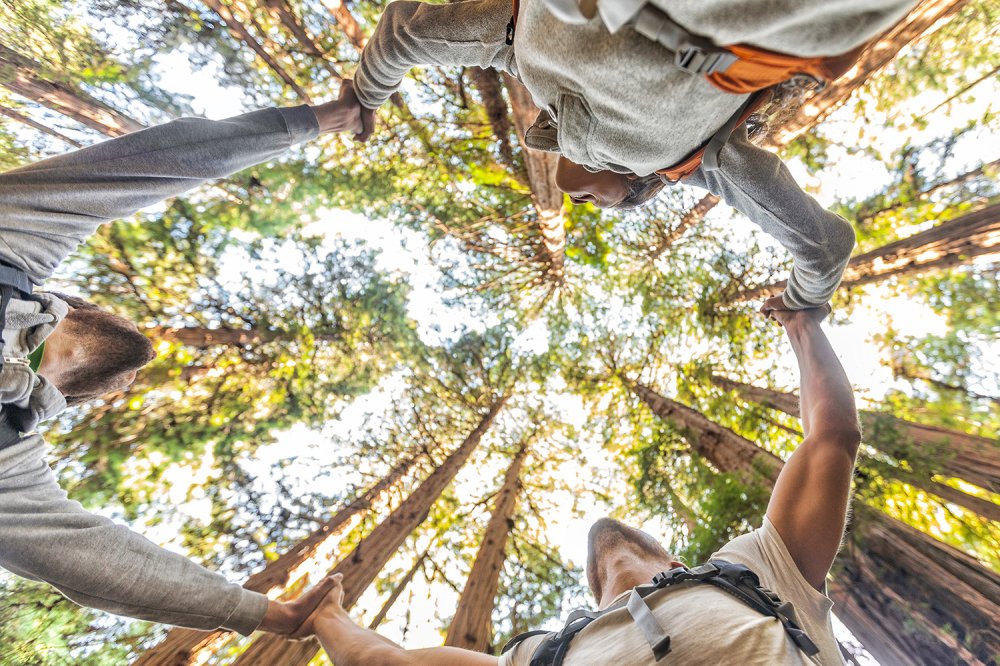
top-left (0, 262), bottom-right (34, 372)
top-left (501, 559), bottom-right (820, 666)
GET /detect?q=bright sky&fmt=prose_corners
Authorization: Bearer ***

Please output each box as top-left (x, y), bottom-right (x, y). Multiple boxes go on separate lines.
top-left (13, 30), bottom-right (998, 665)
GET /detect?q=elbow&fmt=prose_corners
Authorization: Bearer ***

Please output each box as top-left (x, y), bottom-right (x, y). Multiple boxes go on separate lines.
top-left (829, 214), bottom-right (856, 268)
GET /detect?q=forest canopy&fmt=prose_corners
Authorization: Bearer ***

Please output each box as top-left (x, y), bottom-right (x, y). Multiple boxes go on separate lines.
top-left (0, 0), bottom-right (997, 665)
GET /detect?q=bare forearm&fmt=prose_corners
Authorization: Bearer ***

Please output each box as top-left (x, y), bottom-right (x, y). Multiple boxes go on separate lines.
top-left (316, 614), bottom-right (407, 665)
top-left (786, 320), bottom-right (859, 443)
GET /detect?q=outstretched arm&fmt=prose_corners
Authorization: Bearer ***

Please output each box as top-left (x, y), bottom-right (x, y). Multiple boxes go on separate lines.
top-left (0, 88), bottom-right (362, 286)
top-left (764, 307), bottom-right (861, 591)
top-left (685, 126), bottom-right (856, 310)
top-left (0, 427), bottom-right (337, 633)
top-left (354, 0), bottom-right (516, 111)
top-left (309, 575), bottom-right (498, 666)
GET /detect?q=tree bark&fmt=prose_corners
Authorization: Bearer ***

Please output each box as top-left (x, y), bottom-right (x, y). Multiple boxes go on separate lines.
top-left (201, 0), bottom-right (312, 102)
top-left (627, 379), bottom-right (784, 485)
top-left (503, 73), bottom-right (566, 282)
top-left (0, 106), bottom-right (82, 146)
top-left (711, 375), bottom-right (1000, 494)
top-left (632, 376), bottom-right (1000, 665)
top-left (445, 441), bottom-right (529, 652)
top-left (728, 202), bottom-right (1000, 302)
top-left (833, 510), bottom-right (1000, 666)
top-left (132, 451), bottom-right (422, 666)
top-left (231, 394), bottom-right (511, 666)
top-left (316, 0), bottom-right (367, 50)
top-left (767, 0), bottom-right (970, 146)
top-left (0, 45), bottom-right (145, 136)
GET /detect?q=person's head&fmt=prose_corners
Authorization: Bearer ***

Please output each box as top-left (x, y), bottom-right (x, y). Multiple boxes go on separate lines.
top-left (555, 156), bottom-right (666, 210)
top-left (586, 518), bottom-right (683, 609)
top-left (38, 293), bottom-right (156, 405)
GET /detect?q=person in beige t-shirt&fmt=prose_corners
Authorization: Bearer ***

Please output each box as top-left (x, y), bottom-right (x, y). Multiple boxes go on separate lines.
top-left (303, 303), bottom-right (860, 666)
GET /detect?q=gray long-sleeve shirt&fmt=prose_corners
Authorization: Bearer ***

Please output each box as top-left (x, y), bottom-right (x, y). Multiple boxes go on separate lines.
top-left (353, 0), bottom-right (915, 307)
top-left (0, 105), bottom-right (318, 634)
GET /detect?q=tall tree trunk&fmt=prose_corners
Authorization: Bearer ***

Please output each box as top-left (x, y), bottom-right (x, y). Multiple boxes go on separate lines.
top-left (317, 0), bottom-right (367, 50)
top-left (262, 0), bottom-right (342, 80)
top-left (626, 378), bottom-right (783, 484)
top-left (629, 377), bottom-right (1000, 665)
top-left (445, 441), bottom-right (530, 652)
top-left (711, 375), bottom-right (1000, 494)
top-left (0, 106), bottom-right (83, 146)
top-left (201, 0), bottom-right (312, 102)
top-left (768, 0), bottom-right (969, 146)
top-left (832, 510), bottom-right (1000, 666)
top-left (470, 67), bottom-right (516, 171)
top-left (132, 451), bottom-right (422, 666)
top-left (368, 548), bottom-right (432, 630)
top-left (728, 202), bottom-right (1000, 302)
top-left (503, 73), bottom-right (566, 283)
top-left (0, 45), bottom-right (145, 136)
top-left (231, 394), bottom-right (511, 666)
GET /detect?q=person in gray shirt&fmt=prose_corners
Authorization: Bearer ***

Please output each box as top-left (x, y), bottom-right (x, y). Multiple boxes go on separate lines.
top-left (347, 0), bottom-right (919, 312)
top-left (0, 87), bottom-right (365, 635)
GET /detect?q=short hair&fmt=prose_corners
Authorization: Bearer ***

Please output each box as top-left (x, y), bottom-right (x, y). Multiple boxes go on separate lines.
top-left (45, 292), bottom-right (156, 405)
top-left (612, 173), bottom-right (667, 210)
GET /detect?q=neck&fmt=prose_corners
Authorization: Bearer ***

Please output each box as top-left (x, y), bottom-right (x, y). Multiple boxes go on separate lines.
top-left (599, 555), bottom-right (675, 609)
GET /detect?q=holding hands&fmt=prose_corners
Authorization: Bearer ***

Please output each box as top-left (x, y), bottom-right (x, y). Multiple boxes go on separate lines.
top-left (759, 292), bottom-right (832, 330)
top-left (312, 80), bottom-right (376, 141)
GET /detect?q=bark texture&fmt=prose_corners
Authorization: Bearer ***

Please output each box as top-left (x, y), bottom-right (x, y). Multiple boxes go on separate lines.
top-left (445, 442), bottom-right (529, 651)
top-left (628, 379), bottom-right (784, 484)
top-left (132, 452), bottom-right (421, 666)
top-left (231, 394), bottom-right (510, 666)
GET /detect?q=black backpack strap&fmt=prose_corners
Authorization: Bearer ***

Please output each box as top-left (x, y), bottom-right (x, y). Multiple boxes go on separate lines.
top-left (651, 560), bottom-right (820, 659)
top-left (501, 630), bottom-right (550, 655)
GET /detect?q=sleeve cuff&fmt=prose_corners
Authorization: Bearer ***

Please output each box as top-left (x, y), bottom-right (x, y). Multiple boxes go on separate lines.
top-left (221, 589), bottom-right (270, 636)
top-left (277, 105), bottom-right (320, 145)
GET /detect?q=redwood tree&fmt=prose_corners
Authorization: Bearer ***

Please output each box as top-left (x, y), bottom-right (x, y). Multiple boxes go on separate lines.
top-left (626, 377), bottom-right (1000, 665)
top-left (230, 394), bottom-right (511, 666)
top-left (445, 441), bottom-right (530, 652)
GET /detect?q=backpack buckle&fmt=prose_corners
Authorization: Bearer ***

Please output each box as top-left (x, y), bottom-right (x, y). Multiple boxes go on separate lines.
top-left (675, 46), bottom-right (737, 75)
top-left (652, 562), bottom-right (719, 587)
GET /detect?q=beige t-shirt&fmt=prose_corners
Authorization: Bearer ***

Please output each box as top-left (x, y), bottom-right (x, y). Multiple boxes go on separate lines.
top-left (499, 518), bottom-right (843, 666)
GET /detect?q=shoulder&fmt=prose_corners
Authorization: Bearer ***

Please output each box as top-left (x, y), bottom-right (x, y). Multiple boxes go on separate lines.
top-left (712, 518), bottom-right (833, 616)
top-left (499, 632), bottom-right (550, 666)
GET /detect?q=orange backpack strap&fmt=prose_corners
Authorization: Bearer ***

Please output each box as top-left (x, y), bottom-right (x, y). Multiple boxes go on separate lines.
top-left (655, 90), bottom-right (769, 183)
top-left (632, 3), bottom-right (866, 94)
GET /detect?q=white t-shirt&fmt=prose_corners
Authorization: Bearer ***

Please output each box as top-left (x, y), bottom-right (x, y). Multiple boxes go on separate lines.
top-left (499, 518), bottom-right (843, 666)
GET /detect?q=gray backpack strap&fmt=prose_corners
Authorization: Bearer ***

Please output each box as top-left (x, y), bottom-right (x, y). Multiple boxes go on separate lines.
top-left (700, 94), bottom-right (759, 172)
top-left (631, 5), bottom-right (737, 75)
top-left (0, 262), bottom-right (34, 372)
top-left (626, 589), bottom-right (671, 661)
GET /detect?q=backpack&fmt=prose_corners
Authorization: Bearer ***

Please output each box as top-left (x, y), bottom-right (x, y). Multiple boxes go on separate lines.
top-left (500, 560), bottom-right (821, 665)
top-left (507, 0), bottom-right (866, 180)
